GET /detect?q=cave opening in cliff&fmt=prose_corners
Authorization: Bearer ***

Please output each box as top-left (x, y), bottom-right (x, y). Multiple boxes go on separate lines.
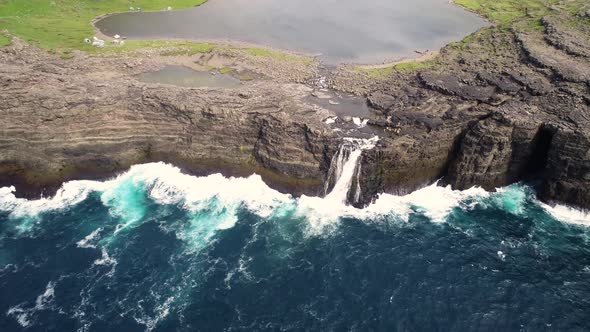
top-left (523, 125), bottom-right (555, 178)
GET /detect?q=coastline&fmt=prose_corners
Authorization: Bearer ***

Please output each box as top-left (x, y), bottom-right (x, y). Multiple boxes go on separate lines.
top-left (0, 2), bottom-right (589, 210)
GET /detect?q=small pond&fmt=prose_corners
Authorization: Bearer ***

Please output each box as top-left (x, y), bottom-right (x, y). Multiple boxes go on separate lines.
top-left (137, 65), bottom-right (242, 88)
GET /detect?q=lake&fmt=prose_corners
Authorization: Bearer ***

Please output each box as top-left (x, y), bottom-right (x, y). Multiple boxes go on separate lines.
top-left (95, 0), bottom-right (488, 64)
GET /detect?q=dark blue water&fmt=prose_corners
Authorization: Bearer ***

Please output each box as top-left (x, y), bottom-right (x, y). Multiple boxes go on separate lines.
top-left (1, 163), bottom-right (590, 331)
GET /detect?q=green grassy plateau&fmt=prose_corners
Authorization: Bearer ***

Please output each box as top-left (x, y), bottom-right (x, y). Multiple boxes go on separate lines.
top-left (0, 0), bottom-right (206, 52)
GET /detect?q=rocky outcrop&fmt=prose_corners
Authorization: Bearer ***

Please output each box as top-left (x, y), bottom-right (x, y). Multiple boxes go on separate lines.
top-left (541, 128), bottom-right (590, 207)
top-left (353, 14), bottom-right (590, 209)
top-left (445, 101), bottom-right (551, 190)
top-left (1, 12), bottom-right (589, 211)
top-left (542, 16), bottom-right (590, 58)
top-left (0, 40), bottom-right (336, 198)
top-left (518, 33), bottom-right (590, 84)
top-left (418, 73), bottom-right (497, 102)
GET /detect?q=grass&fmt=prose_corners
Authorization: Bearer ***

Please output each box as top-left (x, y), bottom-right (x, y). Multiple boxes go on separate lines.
top-left (0, 1), bottom-right (207, 53)
top-left (103, 39), bottom-right (213, 54)
top-left (0, 34), bottom-right (10, 47)
top-left (245, 47), bottom-right (311, 64)
top-left (454, 0), bottom-right (588, 28)
top-left (355, 66), bottom-right (395, 79)
top-left (218, 67), bottom-right (233, 74)
top-left (355, 60), bottom-right (435, 78)
top-left (394, 61), bottom-right (435, 72)
top-left (0, 1), bottom-right (308, 63)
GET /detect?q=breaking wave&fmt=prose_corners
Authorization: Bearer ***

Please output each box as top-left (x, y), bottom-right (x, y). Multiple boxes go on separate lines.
top-left (1, 162), bottom-right (588, 236)
top-left (1, 162), bottom-right (590, 331)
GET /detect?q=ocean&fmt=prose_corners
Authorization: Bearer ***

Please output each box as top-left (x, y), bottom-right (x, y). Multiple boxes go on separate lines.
top-left (1, 162), bottom-right (590, 331)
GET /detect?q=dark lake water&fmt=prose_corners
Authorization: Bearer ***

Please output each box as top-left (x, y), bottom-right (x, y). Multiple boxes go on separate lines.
top-left (95, 0), bottom-right (488, 64)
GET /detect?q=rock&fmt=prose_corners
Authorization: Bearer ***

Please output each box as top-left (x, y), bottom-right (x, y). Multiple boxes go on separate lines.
top-left (542, 16), bottom-right (590, 58)
top-left (367, 91), bottom-right (397, 110)
top-left (352, 14), bottom-right (590, 210)
top-left (541, 127), bottom-right (590, 208)
top-left (0, 42), bottom-right (337, 198)
top-left (311, 90), bottom-right (332, 99)
top-left (477, 72), bottom-right (522, 94)
top-left (445, 102), bottom-right (547, 190)
top-left (238, 91), bottom-right (251, 99)
top-left (505, 69), bottom-right (553, 96)
top-left (418, 73), bottom-right (497, 102)
top-left (517, 32), bottom-right (590, 84)
top-left (1, 21), bottom-right (590, 212)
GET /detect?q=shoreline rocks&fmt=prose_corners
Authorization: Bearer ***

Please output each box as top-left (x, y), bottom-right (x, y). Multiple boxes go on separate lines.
top-left (1, 12), bottom-right (589, 211)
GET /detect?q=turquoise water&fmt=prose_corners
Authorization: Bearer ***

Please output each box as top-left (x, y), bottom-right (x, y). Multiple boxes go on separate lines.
top-left (1, 163), bottom-right (590, 331)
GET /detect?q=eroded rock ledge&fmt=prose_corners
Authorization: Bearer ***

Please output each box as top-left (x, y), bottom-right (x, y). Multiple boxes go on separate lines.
top-left (1, 12), bottom-right (589, 210)
top-left (360, 13), bottom-right (590, 209)
top-left (0, 40), bottom-right (336, 198)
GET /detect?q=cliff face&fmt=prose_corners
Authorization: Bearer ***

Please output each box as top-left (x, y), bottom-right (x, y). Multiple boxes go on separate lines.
top-left (0, 13), bottom-right (589, 211)
top-left (359, 13), bottom-right (590, 209)
top-left (0, 40), bottom-right (336, 198)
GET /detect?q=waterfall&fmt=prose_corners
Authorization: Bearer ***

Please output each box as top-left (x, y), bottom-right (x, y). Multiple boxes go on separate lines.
top-left (324, 137), bottom-right (379, 205)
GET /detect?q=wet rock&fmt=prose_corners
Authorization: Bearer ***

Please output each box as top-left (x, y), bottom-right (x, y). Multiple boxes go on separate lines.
top-left (353, 14), bottom-right (590, 210)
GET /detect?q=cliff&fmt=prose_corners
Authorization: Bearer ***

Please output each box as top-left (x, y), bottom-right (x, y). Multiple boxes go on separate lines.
top-left (360, 13), bottom-right (590, 208)
top-left (0, 12), bottom-right (589, 210)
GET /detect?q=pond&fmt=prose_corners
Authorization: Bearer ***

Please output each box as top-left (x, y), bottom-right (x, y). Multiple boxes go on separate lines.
top-left (137, 65), bottom-right (242, 88)
top-left (95, 0), bottom-right (488, 64)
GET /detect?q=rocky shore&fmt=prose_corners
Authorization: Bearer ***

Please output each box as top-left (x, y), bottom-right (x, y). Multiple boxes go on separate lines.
top-left (0, 38), bottom-right (339, 198)
top-left (0, 10), bottom-right (589, 210)
top-left (354, 12), bottom-right (590, 209)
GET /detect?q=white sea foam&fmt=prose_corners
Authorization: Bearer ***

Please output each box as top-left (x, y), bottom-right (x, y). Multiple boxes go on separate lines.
top-left (89, 249), bottom-right (117, 279)
top-left (1, 161), bottom-right (588, 238)
top-left (6, 305), bottom-right (32, 328)
top-left (93, 248), bottom-right (116, 267)
top-left (299, 180), bottom-right (489, 234)
top-left (35, 281), bottom-right (56, 310)
top-left (0, 181), bottom-right (105, 218)
top-left (133, 296), bottom-right (176, 331)
top-left (77, 228), bottom-right (103, 249)
top-left (373, 182), bottom-right (489, 222)
top-left (541, 202), bottom-right (590, 227)
top-left (6, 281), bottom-right (56, 328)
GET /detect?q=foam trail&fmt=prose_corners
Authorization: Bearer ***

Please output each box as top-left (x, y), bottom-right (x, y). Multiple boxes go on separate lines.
top-left (541, 202), bottom-right (590, 227)
top-left (0, 163), bottom-right (292, 236)
top-left (1, 161), bottom-right (589, 238)
top-left (6, 281), bottom-right (56, 328)
top-left (0, 181), bottom-right (107, 218)
top-left (77, 228), bottom-right (104, 249)
top-left (299, 180), bottom-right (484, 234)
